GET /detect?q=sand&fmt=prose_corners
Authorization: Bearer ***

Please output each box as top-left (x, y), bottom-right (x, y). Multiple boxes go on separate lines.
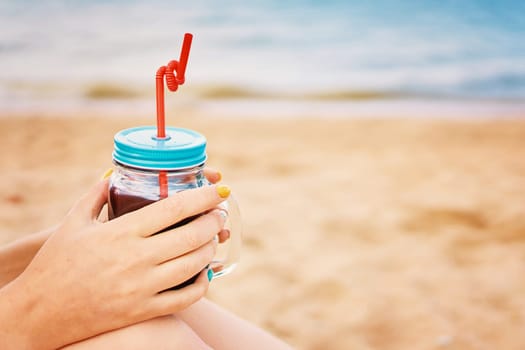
top-left (1, 112), bottom-right (524, 350)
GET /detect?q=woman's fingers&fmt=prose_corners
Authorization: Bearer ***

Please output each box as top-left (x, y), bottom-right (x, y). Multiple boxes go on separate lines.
top-left (108, 184), bottom-right (230, 238)
top-left (148, 209), bottom-right (227, 264)
top-left (203, 167), bottom-right (221, 184)
top-left (67, 179), bottom-right (109, 224)
top-left (151, 241), bottom-right (216, 292)
top-left (147, 268), bottom-right (211, 317)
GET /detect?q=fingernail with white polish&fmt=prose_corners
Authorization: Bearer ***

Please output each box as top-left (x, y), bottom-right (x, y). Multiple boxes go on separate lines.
top-left (217, 209), bottom-right (228, 221)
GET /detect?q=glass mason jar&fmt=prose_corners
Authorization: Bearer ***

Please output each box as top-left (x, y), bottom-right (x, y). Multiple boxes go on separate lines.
top-left (108, 126), bottom-right (241, 289)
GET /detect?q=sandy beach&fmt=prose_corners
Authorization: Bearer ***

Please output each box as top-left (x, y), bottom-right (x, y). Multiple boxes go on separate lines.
top-left (1, 111), bottom-right (524, 350)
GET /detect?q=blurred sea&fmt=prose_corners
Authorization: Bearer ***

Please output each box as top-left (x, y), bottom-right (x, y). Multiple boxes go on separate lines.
top-left (1, 0), bottom-right (524, 117)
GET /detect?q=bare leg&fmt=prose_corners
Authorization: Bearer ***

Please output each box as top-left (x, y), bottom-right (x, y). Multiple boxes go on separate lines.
top-left (1, 230), bottom-right (290, 349)
top-left (0, 228), bottom-right (54, 288)
top-left (62, 315), bottom-right (212, 350)
top-left (178, 299), bottom-right (293, 350)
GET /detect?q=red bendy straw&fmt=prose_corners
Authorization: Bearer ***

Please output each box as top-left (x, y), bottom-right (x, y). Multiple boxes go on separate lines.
top-left (155, 33), bottom-right (193, 198)
top-left (155, 33), bottom-right (193, 138)
top-left (159, 172), bottom-right (168, 198)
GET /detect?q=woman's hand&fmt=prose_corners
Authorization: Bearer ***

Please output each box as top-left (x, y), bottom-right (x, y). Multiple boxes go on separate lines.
top-left (0, 176), bottom-right (230, 350)
top-left (0, 168), bottom-right (225, 288)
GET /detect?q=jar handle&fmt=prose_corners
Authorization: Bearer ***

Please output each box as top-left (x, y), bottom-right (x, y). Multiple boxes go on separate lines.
top-left (209, 193), bottom-right (242, 279)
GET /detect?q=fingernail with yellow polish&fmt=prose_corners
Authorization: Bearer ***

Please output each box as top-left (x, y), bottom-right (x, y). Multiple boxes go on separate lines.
top-left (216, 171), bottom-right (222, 182)
top-left (101, 168), bottom-right (113, 180)
top-left (216, 185), bottom-right (231, 198)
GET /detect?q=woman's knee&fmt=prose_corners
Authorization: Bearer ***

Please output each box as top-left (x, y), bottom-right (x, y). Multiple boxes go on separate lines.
top-left (63, 315), bottom-right (212, 350)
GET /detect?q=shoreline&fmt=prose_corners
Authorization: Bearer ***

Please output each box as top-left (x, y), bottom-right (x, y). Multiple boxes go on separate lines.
top-left (1, 97), bottom-right (525, 120)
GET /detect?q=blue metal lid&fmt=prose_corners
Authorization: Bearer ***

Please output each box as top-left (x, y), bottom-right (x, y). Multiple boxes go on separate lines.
top-left (112, 126), bottom-right (207, 170)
